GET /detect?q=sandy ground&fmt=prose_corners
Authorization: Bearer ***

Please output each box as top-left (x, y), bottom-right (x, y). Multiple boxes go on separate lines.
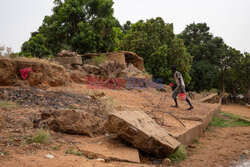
top-left (221, 104), bottom-right (250, 118)
top-left (175, 105), bottom-right (250, 167)
top-left (0, 84), bottom-right (249, 167)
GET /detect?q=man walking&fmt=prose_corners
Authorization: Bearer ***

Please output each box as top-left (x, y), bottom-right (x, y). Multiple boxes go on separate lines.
top-left (171, 66), bottom-right (194, 110)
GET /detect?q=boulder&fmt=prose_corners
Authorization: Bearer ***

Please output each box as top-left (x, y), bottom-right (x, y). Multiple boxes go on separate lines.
top-left (41, 109), bottom-right (105, 137)
top-left (56, 50), bottom-right (78, 57)
top-left (69, 70), bottom-right (87, 84)
top-left (55, 56), bottom-right (82, 65)
top-left (0, 57), bottom-right (71, 87)
top-left (83, 64), bottom-right (101, 75)
top-left (162, 158), bottom-right (171, 167)
top-left (104, 110), bottom-right (180, 158)
top-left (55, 50), bottom-right (82, 65)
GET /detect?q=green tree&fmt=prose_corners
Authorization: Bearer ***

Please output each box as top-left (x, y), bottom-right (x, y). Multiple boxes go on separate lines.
top-left (122, 17), bottom-right (175, 70)
top-left (149, 43), bottom-right (192, 84)
top-left (224, 51), bottom-right (250, 96)
top-left (122, 17), bottom-right (192, 84)
top-left (22, 0), bottom-right (120, 56)
top-left (189, 60), bottom-right (218, 91)
top-left (21, 34), bottom-right (52, 58)
top-left (179, 23), bottom-right (228, 92)
top-left (122, 21), bottom-right (131, 33)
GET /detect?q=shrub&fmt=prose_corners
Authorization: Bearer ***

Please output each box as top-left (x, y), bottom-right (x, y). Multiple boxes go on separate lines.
top-left (26, 129), bottom-right (51, 144)
top-left (85, 55), bottom-right (107, 66)
top-left (169, 145), bottom-right (187, 162)
top-left (65, 147), bottom-right (83, 156)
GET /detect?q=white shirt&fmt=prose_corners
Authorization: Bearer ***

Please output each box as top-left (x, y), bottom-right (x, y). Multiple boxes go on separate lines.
top-left (174, 71), bottom-right (185, 87)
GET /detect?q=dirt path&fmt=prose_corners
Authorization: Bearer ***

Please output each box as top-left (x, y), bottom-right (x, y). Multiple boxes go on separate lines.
top-left (221, 104), bottom-right (250, 118)
top-left (176, 104), bottom-right (250, 167)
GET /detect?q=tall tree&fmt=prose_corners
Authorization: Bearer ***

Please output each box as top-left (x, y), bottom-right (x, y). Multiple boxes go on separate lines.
top-left (21, 0), bottom-right (120, 56)
top-left (122, 17), bottom-right (192, 84)
top-left (122, 17), bottom-right (175, 70)
top-left (179, 23), bottom-right (227, 91)
top-left (21, 34), bottom-right (52, 58)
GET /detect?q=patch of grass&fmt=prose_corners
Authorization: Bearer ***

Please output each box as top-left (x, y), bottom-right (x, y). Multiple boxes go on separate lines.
top-left (193, 138), bottom-right (200, 144)
top-left (210, 111), bottom-right (250, 127)
top-left (0, 151), bottom-right (8, 155)
top-left (0, 100), bottom-right (19, 108)
top-left (26, 129), bottom-right (51, 144)
top-left (65, 147), bottom-right (83, 156)
top-left (52, 144), bottom-right (62, 150)
top-left (70, 105), bottom-right (78, 109)
top-left (85, 55), bottom-right (107, 66)
top-left (65, 147), bottom-right (93, 159)
top-left (169, 145), bottom-right (187, 162)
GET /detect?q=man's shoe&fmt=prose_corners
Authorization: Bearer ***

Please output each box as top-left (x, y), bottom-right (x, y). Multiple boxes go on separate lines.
top-left (171, 105), bottom-right (178, 108)
top-left (187, 106), bottom-right (194, 110)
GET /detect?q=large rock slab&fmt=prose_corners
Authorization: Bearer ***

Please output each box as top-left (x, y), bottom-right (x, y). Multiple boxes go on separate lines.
top-left (41, 109), bottom-right (105, 137)
top-left (74, 136), bottom-right (140, 163)
top-left (104, 110), bottom-right (180, 158)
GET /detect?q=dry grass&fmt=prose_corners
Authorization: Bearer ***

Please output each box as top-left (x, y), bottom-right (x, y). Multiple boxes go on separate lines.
top-left (0, 100), bottom-right (19, 109)
top-left (26, 129), bottom-right (51, 145)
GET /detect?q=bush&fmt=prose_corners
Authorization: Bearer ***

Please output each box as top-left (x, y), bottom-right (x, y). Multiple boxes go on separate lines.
top-left (26, 129), bottom-right (51, 144)
top-left (169, 145), bottom-right (187, 162)
top-left (65, 147), bottom-right (83, 156)
top-left (85, 55), bottom-right (107, 66)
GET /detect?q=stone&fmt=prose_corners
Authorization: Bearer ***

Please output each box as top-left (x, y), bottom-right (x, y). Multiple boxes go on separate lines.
top-left (242, 150), bottom-right (250, 155)
top-left (45, 154), bottom-right (54, 159)
top-left (63, 64), bottom-right (72, 70)
top-left (83, 64), bottom-right (101, 75)
top-left (104, 110), bottom-right (180, 158)
top-left (56, 50), bottom-right (77, 57)
top-left (76, 136), bottom-right (140, 163)
top-left (162, 158), bottom-right (171, 167)
top-left (42, 109), bottom-right (105, 137)
top-left (55, 56), bottom-right (82, 65)
top-left (96, 158), bottom-right (105, 162)
top-left (0, 57), bottom-right (71, 87)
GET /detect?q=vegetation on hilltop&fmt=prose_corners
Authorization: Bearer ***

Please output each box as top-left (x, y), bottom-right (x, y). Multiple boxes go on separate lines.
top-left (19, 0), bottom-right (249, 95)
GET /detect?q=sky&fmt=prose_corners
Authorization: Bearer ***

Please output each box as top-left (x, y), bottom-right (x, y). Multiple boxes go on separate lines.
top-left (0, 0), bottom-right (249, 53)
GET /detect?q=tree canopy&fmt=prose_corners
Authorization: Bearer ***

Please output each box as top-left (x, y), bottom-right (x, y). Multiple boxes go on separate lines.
top-left (20, 2), bottom-right (249, 96)
top-left (122, 17), bottom-right (192, 84)
top-left (21, 0), bottom-right (119, 57)
top-left (179, 23), bottom-right (249, 94)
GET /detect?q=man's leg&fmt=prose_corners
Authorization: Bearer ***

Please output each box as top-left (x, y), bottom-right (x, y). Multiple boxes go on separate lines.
top-left (184, 88), bottom-right (194, 110)
top-left (186, 98), bottom-right (194, 110)
top-left (172, 86), bottom-right (180, 108)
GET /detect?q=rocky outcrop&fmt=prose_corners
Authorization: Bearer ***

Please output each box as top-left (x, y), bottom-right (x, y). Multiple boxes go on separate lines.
top-left (83, 64), bottom-right (101, 75)
top-left (56, 50), bottom-right (78, 57)
top-left (0, 57), bottom-right (71, 87)
top-left (41, 109), bottom-right (105, 137)
top-left (55, 50), bottom-right (82, 65)
top-left (104, 110), bottom-right (180, 158)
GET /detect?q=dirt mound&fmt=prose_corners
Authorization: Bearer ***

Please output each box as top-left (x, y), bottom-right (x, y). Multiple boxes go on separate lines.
top-left (41, 109), bottom-right (105, 137)
top-left (0, 57), bottom-right (71, 87)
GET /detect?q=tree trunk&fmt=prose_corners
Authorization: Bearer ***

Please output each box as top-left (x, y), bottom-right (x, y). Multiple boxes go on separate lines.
top-left (222, 74), bottom-right (225, 95)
